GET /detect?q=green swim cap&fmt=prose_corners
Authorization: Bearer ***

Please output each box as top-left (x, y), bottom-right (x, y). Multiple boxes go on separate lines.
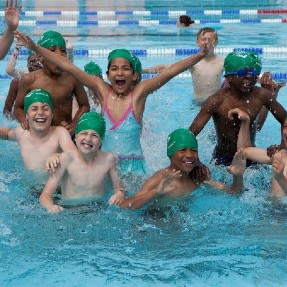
top-left (167, 128), bottom-right (198, 158)
top-left (224, 51), bottom-right (262, 76)
top-left (75, 112), bottom-right (106, 139)
top-left (108, 49), bottom-right (136, 71)
top-left (84, 61), bottom-right (103, 78)
top-left (24, 89), bottom-right (54, 114)
top-left (37, 30), bottom-right (66, 49)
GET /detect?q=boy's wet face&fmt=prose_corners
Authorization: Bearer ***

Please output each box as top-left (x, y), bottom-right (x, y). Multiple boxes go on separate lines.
top-left (197, 31), bottom-right (217, 48)
top-left (75, 129), bottom-right (101, 155)
top-left (26, 103), bottom-right (53, 132)
top-left (229, 74), bottom-right (257, 94)
top-left (171, 148), bottom-right (199, 173)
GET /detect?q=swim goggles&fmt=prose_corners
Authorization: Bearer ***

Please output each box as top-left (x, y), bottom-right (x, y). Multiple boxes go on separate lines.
top-left (225, 67), bottom-right (260, 77)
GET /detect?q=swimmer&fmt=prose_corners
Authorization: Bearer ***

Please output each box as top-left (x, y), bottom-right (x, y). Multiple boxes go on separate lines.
top-left (15, 30), bottom-right (213, 176)
top-left (190, 51), bottom-right (287, 166)
top-left (233, 107), bottom-right (287, 198)
top-left (39, 112), bottom-right (125, 213)
top-left (177, 15), bottom-right (195, 28)
top-left (0, 0), bottom-right (19, 60)
top-left (111, 128), bottom-right (245, 210)
top-left (0, 89), bottom-right (77, 184)
top-left (143, 27), bottom-right (224, 103)
top-left (13, 30), bottom-right (89, 135)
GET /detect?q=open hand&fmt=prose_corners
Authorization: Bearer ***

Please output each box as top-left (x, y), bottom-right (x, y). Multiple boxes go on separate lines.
top-left (5, 0), bottom-right (19, 32)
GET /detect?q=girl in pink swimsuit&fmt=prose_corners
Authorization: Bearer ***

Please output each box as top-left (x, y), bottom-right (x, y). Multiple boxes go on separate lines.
top-left (102, 90), bottom-right (145, 175)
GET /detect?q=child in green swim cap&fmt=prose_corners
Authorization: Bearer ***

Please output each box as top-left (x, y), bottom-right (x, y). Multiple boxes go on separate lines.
top-left (224, 51), bottom-right (262, 77)
top-left (111, 128), bottom-right (246, 210)
top-left (189, 51), bottom-right (287, 170)
top-left (40, 112), bottom-right (125, 213)
top-left (0, 89), bottom-right (77, 186)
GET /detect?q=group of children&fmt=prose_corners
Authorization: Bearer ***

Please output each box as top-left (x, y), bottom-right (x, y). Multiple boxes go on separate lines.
top-left (1, 1), bottom-right (287, 214)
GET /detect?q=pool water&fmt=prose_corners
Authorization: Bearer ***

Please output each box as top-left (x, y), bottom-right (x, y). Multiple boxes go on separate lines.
top-left (1, 1), bottom-right (287, 286)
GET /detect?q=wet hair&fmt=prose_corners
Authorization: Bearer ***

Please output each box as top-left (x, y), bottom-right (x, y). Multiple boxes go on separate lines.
top-left (178, 15), bottom-right (194, 27)
top-left (196, 27), bottom-right (218, 45)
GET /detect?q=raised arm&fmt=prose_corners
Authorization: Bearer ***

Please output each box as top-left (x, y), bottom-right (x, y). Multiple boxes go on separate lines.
top-left (228, 108), bottom-right (251, 150)
top-left (206, 150), bottom-right (246, 193)
top-left (6, 46), bottom-right (24, 78)
top-left (136, 44), bottom-right (212, 97)
top-left (0, 1), bottom-right (19, 60)
top-left (230, 107), bottom-right (271, 164)
top-left (14, 31), bottom-right (107, 104)
top-left (142, 64), bottom-right (170, 74)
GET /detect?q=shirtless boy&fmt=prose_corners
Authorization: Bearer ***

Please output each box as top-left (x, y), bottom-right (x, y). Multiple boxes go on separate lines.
top-left (190, 51), bottom-right (287, 166)
top-left (39, 112), bottom-right (125, 213)
top-left (0, 89), bottom-right (76, 183)
top-left (112, 128), bottom-right (245, 210)
top-left (144, 27), bottom-right (224, 103)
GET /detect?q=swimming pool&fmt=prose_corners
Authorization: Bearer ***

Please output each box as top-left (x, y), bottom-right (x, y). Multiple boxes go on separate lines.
top-left (1, 1), bottom-right (287, 286)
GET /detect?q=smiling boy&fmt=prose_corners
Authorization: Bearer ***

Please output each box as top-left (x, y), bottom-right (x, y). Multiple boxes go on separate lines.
top-left (39, 112), bottom-right (125, 213)
top-left (0, 89), bottom-right (76, 183)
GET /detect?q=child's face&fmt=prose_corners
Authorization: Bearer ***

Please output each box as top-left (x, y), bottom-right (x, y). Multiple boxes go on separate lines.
top-left (107, 58), bottom-right (137, 94)
top-left (171, 148), bottom-right (199, 174)
top-left (26, 103), bottom-right (53, 132)
top-left (197, 31), bottom-right (217, 48)
top-left (75, 129), bottom-right (101, 155)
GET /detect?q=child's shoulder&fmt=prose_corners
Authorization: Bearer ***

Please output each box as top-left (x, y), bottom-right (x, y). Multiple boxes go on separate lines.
top-left (99, 150), bottom-right (116, 161)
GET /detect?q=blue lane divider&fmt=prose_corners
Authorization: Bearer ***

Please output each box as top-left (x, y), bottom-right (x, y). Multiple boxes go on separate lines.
top-left (12, 9), bottom-right (287, 17)
top-left (7, 47), bottom-right (287, 57)
top-left (16, 18), bottom-right (285, 27)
